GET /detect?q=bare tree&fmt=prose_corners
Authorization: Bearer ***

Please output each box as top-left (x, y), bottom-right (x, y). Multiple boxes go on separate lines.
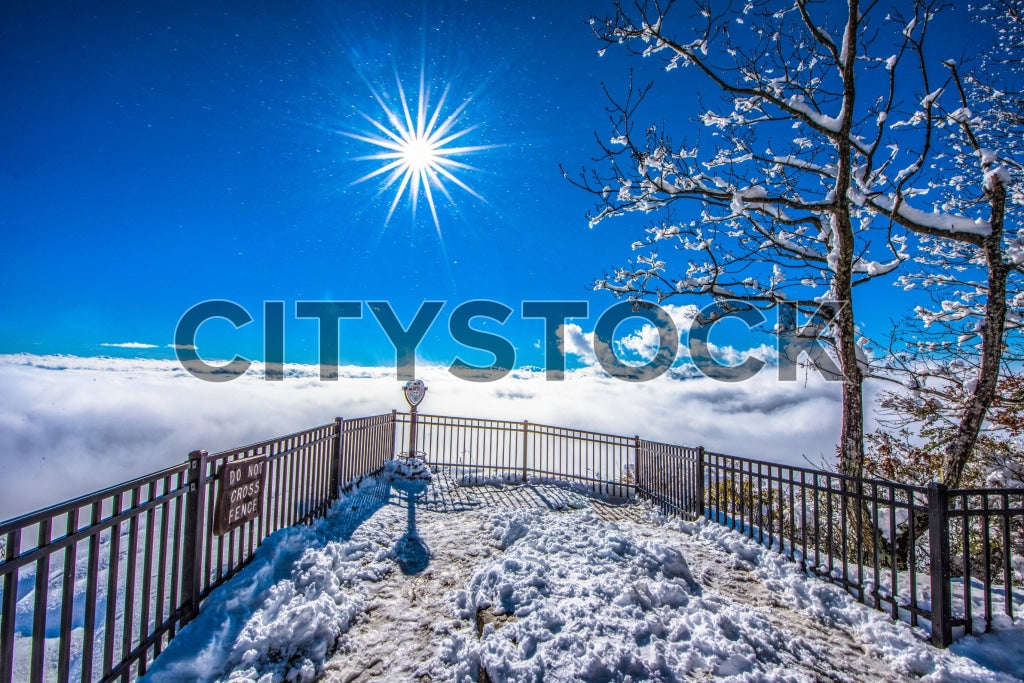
top-left (866, 371), bottom-right (1024, 487)
top-left (571, 0), bottom-right (1024, 486)
top-left (570, 0), bottom-right (974, 477)
top-left (863, 0), bottom-right (1023, 487)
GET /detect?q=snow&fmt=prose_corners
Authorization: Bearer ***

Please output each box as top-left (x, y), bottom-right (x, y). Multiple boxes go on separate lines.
top-left (869, 194), bottom-right (992, 236)
top-left (434, 510), bottom-right (848, 681)
top-left (948, 107), bottom-right (972, 124)
top-left (985, 166), bottom-right (1011, 191)
top-left (132, 464), bottom-right (1023, 682)
top-left (141, 477), bottom-right (397, 682)
top-left (674, 518), bottom-right (1024, 682)
top-left (921, 88), bottom-right (945, 109)
top-left (784, 94), bottom-right (842, 133)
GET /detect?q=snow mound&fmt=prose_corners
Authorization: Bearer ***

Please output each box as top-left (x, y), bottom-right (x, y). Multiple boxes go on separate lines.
top-left (143, 477), bottom-right (395, 683)
top-left (665, 516), bottom-right (1023, 682)
top-left (384, 456), bottom-right (432, 483)
top-left (224, 536), bottom-right (387, 681)
top-left (452, 467), bottom-right (523, 488)
top-left (432, 509), bottom-right (835, 681)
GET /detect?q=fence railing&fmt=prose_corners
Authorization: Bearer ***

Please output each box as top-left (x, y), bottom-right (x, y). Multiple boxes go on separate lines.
top-left (0, 414), bottom-right (394, 683)
top-left (702, 452), bottom-right (943, 636)
top-left (395, 412), bottom-right (637, 498)
top-left (0, 463), bottom-right (192, 683)
top-left (646, 448), bottom-right (1022, 647)
top-left (2, 410), bottom-right (1022, 682)
top-left (396, 413), bottom-right (1021, 647)
top-left (637, 440), bottom-right (704, 518)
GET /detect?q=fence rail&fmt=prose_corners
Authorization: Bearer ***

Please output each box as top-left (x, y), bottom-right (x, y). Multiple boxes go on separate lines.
top-left (395, 412), bottom-right (637, 498)
top-left (396, 412), bottom-right (1022, 647)
top-left (0, 463), bottom-right (192, 683)
top-left (2, 410), bottom-right (1022, 681)
top-left (694, 450), bottom-right (1022, 647)
top-left (637, 440), bottom-right (703, 518)
top-left (0, 414), bottom-right (394, 683)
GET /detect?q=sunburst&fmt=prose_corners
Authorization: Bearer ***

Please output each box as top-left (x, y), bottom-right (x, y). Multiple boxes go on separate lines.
top-left (343, 72), bottom-right (493, 235)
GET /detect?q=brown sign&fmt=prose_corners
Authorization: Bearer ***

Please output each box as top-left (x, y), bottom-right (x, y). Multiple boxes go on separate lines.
top-left (213, 455), bottom-right (267, 536)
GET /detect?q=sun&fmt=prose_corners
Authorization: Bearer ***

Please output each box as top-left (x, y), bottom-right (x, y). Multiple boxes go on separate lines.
top-left (342, 72), bottom-right (494, 235)
top-left (402, 136), bottom-right (437, 171)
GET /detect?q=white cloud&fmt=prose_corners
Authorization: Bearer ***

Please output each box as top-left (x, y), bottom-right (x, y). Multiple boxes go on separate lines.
top-left (615, 303), bottom-right (699, 362)
top-left (556, 323), bottom-right (596, 365)
top-left (0, 353), bottom-right (881, 521)
top-left (615, 322), bottom-right (665, 361)
top-left (706, 341), bottom-right (778, 366)
top-left (687, 338), bottom-right (780, 370)
top-left (100, 342), bottom-right (159, 349)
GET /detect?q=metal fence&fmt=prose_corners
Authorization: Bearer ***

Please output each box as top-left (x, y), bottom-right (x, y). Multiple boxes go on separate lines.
top-left (397, 413), bottom-right (1022, 647)
top-left (0, 463), bottom-right (192, 683)
top-left (2, 410), bottom-right (1021, 682)
top-left (637, 440), bottom-right (703, 517)
top-left (684, 449), bottom-right (1021, 647)
top-left (395, 412), bottom-right (637, 498)
top-left (0, 414), bottom-right (394, 683)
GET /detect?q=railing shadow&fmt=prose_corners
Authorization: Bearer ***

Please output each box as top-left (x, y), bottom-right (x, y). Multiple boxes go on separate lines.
top-left (319, 474), bottom-right (394, 542)
top-left (413, 469), bottom-right (650, 524)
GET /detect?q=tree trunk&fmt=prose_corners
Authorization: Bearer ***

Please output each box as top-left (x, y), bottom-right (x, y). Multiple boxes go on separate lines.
top-left (942, 186), bottom-right (1009, 488)
top-left (835, 281), bottom-right (866, 477)
top-left (832, 1), bottom-right (872, 562)
top-left (893, 186), bottom-right (1007, 564)
top-left (833, 0), bottom-right (865, 480)
top-left (832, 207), bottom-right (873, 560)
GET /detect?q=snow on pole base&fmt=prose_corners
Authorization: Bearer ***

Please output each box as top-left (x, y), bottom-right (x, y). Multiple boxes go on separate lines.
top-left (385, 456), bottom-right (432, 483)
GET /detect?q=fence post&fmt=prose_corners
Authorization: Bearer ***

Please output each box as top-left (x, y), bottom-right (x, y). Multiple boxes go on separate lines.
top-left (332, 417), bottom-right (344, 497)
top-left (633, 436), bottom-right (641, 499)
top-left (181, 449), bottom-right (208, 624)
top-left (927, 481), bottom-right (953, 648)
top-left (696, 446), bottom-right (706, 519)
top-left (1, 530), bottom-right (20, 683)
top-left (522, 421), bottom-right (529, 483)
top-left (390, 409), bottom-right (398, 458)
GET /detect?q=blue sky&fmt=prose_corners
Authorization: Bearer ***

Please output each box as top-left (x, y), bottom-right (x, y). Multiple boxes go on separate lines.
top-left (0, 0), bottom-right (973, 372)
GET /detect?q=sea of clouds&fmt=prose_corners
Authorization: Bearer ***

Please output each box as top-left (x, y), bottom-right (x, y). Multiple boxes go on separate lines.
top-left (0, 353), bottom-right (883, 520)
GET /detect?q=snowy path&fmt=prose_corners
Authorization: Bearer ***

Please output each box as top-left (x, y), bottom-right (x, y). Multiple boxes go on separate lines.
top-left (318, 474), bottom-right (914, 682)
top-left (143, 463), bottom-right (1021, 682)
top-left (320, 477), bottom-right (651, 682)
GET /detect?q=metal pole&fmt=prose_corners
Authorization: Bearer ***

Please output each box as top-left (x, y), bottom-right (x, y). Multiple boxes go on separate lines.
top-left (408, 405), bottom-right (418, 457)
top-left (390, 409), bottom-right (398, 458)
top-left (0, 528), bottom-right (21, 683)
top-left (181, 449), bottom-right (208, 623)
top-left (927, 481), bottom-right (953, 647)
top-left (633, 436), bottom-right (642, 500)
top-left (696, 446), bottom-right (706, 519)
top-left (332, 417), bottom-right (344, 496)
top-left (522, 421), bottom-right (529, 483)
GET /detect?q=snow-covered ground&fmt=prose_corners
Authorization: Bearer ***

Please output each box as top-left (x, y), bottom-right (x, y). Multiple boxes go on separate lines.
top-left (141, 460), bottom-right (1024, 682)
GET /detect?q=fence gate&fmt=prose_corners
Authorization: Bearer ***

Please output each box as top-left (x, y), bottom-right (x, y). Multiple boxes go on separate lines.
top-left (635, 440), bottom-right (704, 518)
